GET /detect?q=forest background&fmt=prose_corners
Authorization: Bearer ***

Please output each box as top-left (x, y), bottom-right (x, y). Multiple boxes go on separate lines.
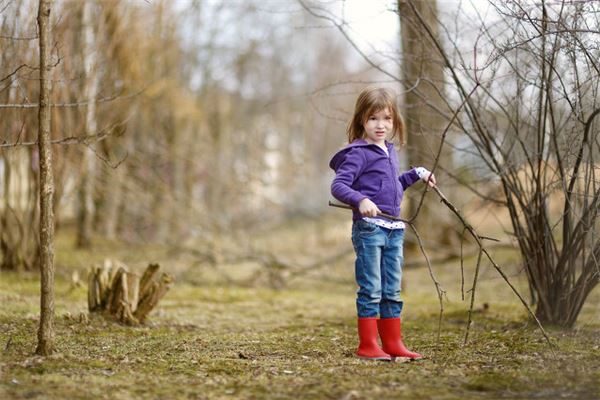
top-left (1, 0), bottom-right (599, 399)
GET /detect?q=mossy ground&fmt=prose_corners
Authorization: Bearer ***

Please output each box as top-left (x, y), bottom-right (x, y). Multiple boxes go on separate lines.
top-left (1, 214), bottom-right (599, 399)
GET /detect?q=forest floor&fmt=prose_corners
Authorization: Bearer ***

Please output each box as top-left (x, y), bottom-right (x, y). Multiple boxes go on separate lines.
top-left (1, 212), bottom-right (599, 400)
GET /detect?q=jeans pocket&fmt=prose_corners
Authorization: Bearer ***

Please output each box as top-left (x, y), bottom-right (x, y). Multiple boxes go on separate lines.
top-left (356, 220), bottom-right (379, 237)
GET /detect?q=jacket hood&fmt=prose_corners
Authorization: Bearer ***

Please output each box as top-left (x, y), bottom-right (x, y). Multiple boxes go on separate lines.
top-left (329, 139), bottom-right (393, 170)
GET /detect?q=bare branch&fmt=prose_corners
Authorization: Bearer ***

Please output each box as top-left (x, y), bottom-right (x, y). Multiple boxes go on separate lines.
top-left (0, 89), bottom-right (146, 109)
top-left (297, 0), bottom-right (399, 82)
top-left (409, 223), bottom-right (446, 352)
top-left (0, 118), bottom-right (128, 149)
top-left (0, 63), bottom-right (35, 84)
top-left (431, 186), bottom-right (554, 350)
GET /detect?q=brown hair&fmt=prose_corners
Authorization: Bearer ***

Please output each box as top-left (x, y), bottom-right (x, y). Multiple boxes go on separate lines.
top-left (346, 86), bottom-right (405, 145)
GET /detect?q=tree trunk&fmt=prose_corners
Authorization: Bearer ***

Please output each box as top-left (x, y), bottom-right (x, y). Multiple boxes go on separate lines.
top-left (398, 0), bottom-right (457, 248)
top-left (36, 0), bottom-right (55, 356)
top-left (76, 0), bottom-right (99, 248)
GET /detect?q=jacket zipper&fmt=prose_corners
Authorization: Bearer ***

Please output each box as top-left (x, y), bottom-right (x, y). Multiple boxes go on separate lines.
top-left (388, 157), bottom-right (398, 214)
top-left (370, 144), bottom-right (399, 216)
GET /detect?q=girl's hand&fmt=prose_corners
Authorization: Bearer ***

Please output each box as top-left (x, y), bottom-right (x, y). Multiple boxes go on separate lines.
top-left (416, 167), bottom-right (437, 188)
top-left (358, 198), bottom-right (381, 217)
top-left (423, 172), bottom-right (437, 188)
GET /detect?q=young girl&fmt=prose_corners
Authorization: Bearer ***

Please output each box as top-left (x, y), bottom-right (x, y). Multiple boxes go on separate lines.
top-left (329, 87), bottom-right (436, 361)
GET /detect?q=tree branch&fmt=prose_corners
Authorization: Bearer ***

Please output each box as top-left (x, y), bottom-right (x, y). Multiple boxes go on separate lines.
top-left (0, 89), bottom-right (145, 109)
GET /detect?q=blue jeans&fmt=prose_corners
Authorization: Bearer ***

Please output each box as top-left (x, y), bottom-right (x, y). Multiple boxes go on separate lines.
top-left (351, 219), bottom-right (404, 318)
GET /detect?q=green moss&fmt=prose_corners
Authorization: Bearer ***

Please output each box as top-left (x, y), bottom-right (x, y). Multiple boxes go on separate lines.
top-left (463, 371), bottom-right (526, 392)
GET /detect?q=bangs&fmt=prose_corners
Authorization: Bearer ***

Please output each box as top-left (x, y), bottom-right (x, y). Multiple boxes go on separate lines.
top-left (361, 98), bottom-right (394, 123)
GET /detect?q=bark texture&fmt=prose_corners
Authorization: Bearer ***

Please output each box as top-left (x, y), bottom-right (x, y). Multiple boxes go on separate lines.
top-left (398, 0), bottom-right (457, 247)
top-left (36, 0), bottom-right (55, 356)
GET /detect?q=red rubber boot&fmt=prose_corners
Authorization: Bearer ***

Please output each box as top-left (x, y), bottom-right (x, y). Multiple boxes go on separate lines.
top-left (377, 318), bottom-right (423, 360)
top-left (356, 318), bottom-right (392, 361)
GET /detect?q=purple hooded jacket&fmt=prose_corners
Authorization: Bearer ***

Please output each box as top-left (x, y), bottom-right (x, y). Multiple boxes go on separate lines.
top-left (329, 139), bottom-right (420, 221)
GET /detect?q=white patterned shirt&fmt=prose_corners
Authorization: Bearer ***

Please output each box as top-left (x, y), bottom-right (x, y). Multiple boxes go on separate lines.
top-left (363, 217), bottom-right (405, 230)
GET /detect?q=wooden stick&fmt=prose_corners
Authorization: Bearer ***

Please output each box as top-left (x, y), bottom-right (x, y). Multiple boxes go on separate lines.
top-left (327, 201), bottom-right (407, 222)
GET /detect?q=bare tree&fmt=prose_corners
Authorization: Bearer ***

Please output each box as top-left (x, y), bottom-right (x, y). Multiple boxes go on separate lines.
top-left (402, 0), bottom-right (600, 327)
top-left (36, 0), bottom-right (55, 356)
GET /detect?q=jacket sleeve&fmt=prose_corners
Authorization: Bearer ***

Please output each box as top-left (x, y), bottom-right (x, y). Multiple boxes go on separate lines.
top-left (331, 148), bottom-right (368, 207)
top-left (398, 168), bottom-right (421, 190)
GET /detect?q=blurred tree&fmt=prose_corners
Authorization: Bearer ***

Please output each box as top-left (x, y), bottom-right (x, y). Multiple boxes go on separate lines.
top-left (0, 0), bottom-right (365, 263)
top-left (0, 0), bottom-right (41, 272)
top-left (398, 0), bottom-right (458, 248)
top-left (76, 0), bottom-right (100, 248)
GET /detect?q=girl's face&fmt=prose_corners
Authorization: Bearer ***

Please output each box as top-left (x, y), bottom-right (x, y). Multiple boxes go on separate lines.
top-left (363, 107), bottom-right (393, 146)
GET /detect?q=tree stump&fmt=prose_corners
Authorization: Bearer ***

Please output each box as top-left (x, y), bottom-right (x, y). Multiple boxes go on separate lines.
top-left (87, 260), bottom-right (173, 325)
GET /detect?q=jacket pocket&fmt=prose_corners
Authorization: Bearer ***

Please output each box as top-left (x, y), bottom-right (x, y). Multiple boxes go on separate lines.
top-left (360, 177), bottom-right (383, 198)
top-left (370, 176), bottom-right (389, 207)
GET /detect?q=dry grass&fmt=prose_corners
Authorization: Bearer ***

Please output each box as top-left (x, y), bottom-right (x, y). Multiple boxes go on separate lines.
top-left (1, 212), bottom-right (599, 399)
